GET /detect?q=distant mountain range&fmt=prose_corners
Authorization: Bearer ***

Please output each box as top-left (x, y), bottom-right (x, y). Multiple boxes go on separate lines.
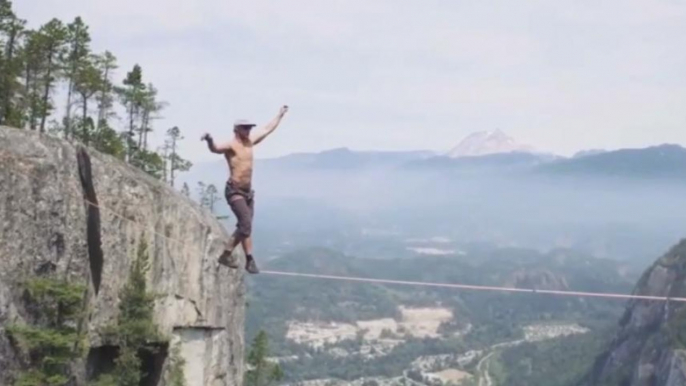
top-left (539, 144), bottom-right (686, 179)
top-left (253, 137), bottom-right (686, 180)
top-left (258, 148), bottom-right (435, 170)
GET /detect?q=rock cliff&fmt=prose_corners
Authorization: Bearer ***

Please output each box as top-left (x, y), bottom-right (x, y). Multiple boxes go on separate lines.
top-left (584, 239), bottom-right (686, 386)
top-left (0, 127), bottom-right (245, 386)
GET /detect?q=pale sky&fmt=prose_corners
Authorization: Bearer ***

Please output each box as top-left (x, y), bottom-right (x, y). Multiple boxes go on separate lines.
top-left (16, 0), bottom-right (686, 162)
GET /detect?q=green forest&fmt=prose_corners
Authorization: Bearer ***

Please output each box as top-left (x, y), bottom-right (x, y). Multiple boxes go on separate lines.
top-left (0, 0), bottom-right (232, 213)
top-left (0, 0), bottom-right (192, 187)
top-left (494, 330), bottom-right (611, 386)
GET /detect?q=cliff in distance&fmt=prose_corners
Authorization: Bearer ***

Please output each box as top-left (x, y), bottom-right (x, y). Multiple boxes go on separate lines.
top-left (583, 239), bottom-right (686, 386)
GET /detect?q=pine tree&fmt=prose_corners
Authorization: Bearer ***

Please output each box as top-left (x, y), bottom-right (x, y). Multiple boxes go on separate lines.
top-left (181, 182), bottom-right (190, 198)
top-left (94, 51), bottom-right (117, 131)
top-left (245, 331), bottom-right (283, 386)
top-left (114, 346), bottom-right (142, 386)
top-left (93, 238), bottom-right (164, 386)
top-left (196, 181), bottom-right (207, 207)
top-left (166, 126), bottom-right (193, 188)
top-left (206, 184), bottom-right (219, 213)
top-left (130, 148), bottom-right (165, 179)
top-left (90, 51), bottom-right (124, 158)
top-left (19, 29), bottom-right (44, 130)
top-left (1, 20), bottom-right (25, 127)
top-left (117, 64), bottom-right (145, 161)
top-left (117, 239), bottom-right (158, 346)
top-left (73, 55), bottom-right (102, 145)
top-left (63, 16), bottom-right (90, 139)
top-left (115, 65), bottom-right (167, 178)
top-left (7, 276), bottom-right (87, 386)
top-left (139, 83), bottom-right (165, 150)
top-left (168, 344), bottom-right (187, 386)
top-left (161, 140), bottom-right (170, 182)
top-left (0, 0), bottom-right (14, 36)
top-left (92, 123), bottom-right (126, 159)
top-left (0, 1), bottom-right (25, 126)
top-left (35, 18), bottom-right (67, 133)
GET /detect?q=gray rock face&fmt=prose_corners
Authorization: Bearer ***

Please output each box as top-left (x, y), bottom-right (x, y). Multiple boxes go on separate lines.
top-left (660, 351), bottom-right (686, 386)
top-left (584, 239), bottom-right (686, 386)
top-left (0, 127), bottom-right (245, 386)
top-left (506, 268), bottom-right (570, 291)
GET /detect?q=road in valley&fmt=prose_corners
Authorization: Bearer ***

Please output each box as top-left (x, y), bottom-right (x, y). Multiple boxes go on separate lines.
top-left (476, 339), bottom-right (526, 386)
top-left (476, 352), bottom-right (495, 386)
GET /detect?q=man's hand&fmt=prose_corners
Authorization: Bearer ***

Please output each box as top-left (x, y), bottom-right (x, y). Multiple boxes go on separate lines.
top-left (201, 133), bottom-right (230, 153)
top-left (251, 105), bottom-right (289, 145)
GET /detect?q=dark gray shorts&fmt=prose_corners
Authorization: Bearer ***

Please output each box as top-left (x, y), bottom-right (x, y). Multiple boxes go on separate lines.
top-left (225, 181), bottom-right (255, 238)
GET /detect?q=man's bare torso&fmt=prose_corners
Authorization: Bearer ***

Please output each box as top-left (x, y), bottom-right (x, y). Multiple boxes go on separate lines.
top-left (202, 106), bottom-right (287, 193)
top-left (225, 139), bottom-right (254, 190)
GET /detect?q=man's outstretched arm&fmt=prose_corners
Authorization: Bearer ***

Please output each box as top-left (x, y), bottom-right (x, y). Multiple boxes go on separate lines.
top-left (201, 133), bottom-right (231, 154)
top-left (251, 105), bottom-right (289, 145)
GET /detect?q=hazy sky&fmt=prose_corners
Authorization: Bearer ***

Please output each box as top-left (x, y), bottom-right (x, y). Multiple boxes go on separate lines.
top-left (16, 0), bottom-right (686, 162)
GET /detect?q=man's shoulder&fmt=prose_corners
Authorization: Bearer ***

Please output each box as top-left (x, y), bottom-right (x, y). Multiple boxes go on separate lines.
top-left (223, 140), bottom-right (238, 153)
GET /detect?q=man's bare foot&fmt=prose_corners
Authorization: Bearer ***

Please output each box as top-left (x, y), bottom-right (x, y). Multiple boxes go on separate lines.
top-left (218, 250), bottom-right (239, 269)
top-left (245, 256), bottom-right (260, 274)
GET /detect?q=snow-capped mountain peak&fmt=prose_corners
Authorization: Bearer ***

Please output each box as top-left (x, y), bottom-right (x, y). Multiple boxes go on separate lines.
top-left (447, 129), bottom-right (535, 158)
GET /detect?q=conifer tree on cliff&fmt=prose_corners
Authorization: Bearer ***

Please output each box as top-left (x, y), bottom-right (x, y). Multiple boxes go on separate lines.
top-left (35, 19), bottom-right (67, 133)
top-left (166, 126), bottom-right (192, 188)
top-left (62, 16), bottom-right (90, 139)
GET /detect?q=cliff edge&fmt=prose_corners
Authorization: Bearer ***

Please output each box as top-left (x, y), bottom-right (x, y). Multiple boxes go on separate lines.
top-left (0, 127), bottom-right (245, 386)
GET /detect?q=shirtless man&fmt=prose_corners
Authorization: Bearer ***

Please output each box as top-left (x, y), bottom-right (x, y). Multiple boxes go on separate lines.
top-left (201, 105), bottom-right (289, 274)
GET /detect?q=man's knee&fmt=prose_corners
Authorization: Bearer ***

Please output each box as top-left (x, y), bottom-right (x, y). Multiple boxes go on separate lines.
top-left (237, 226), bottom-right (252, 238)
top-left (229, 195), bottom-right (254, 238)
top-left (237, 219), bottom-right (252, 238)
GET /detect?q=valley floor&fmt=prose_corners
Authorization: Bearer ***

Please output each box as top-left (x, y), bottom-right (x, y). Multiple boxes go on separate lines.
top-left (277, 309), bottom-right (589, 386)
